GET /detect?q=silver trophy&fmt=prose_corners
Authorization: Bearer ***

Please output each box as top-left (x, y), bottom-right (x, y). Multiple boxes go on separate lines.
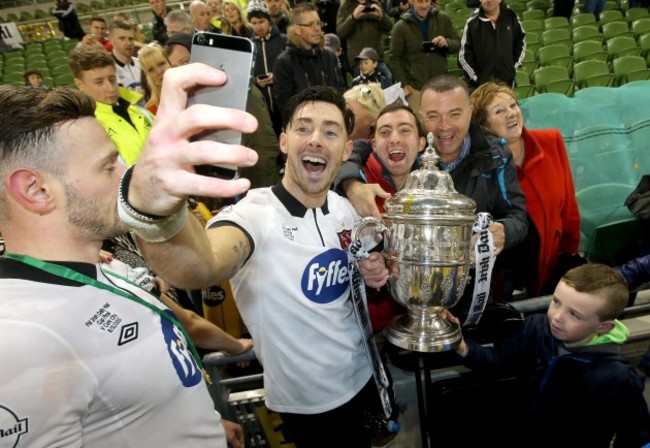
top-left (352, 133), bottom-right (476, 352)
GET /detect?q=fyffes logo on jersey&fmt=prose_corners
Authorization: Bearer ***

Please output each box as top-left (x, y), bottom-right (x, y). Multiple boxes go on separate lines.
top-left (161, 311), bottom-right (203, 387)
top-left (301, 249), bottom-right (349, 303)
top-left (0, 405), bottom-right (28, 447)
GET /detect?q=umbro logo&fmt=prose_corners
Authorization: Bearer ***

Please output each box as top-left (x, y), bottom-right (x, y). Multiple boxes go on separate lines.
top-left (118, 322), bottom-right (139, 346)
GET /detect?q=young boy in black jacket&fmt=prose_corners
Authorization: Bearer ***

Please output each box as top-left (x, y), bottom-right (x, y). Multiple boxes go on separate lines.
top-left (447, 263), bottom-right (650, 448)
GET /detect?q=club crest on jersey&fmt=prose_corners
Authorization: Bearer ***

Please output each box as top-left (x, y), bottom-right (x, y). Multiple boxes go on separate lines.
top-left (301, 248), bottom-right (349, 303)
top-left (338, 229), bottom-right (352, 250)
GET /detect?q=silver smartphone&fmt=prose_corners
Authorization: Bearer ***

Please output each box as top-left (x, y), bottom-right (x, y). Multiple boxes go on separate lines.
top-left (188, 32), bottom-right (256, 180)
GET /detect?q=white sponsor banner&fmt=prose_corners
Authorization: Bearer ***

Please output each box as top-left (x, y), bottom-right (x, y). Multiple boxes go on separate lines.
top-left (0, 22), bottom-right (25, 46)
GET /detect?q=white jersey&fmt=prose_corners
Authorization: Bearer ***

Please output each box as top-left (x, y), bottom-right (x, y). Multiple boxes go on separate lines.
top-left (208, 185), bottom-right (373, 415)
top-left (113, 54), bottom-right (141, 91)
top-left (0, 259), bottom-right (226, 448)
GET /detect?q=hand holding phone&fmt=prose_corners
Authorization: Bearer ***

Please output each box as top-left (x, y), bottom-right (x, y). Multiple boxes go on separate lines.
top-left (126, 63), bottom-right (258, 219)
top-left (188, 32), bottom-right (256, 180)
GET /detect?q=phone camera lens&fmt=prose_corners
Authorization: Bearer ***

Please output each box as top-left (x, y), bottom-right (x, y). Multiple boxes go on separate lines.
top-left (196, 34), bottom-right (205, 45)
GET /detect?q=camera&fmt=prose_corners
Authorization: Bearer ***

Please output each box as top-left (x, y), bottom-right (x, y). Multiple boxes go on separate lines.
top-left (195, 33), bottom-right (206, 45)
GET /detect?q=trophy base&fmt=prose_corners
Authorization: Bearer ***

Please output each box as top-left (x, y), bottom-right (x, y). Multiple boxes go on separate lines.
top-left (385, 312), bottom-right (461, 353)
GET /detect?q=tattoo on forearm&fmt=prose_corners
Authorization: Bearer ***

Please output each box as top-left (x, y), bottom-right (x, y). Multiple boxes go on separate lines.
top-left (228, 239), bottom-right (250, 278)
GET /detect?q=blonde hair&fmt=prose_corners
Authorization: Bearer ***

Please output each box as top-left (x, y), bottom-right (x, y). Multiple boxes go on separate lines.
top-left (343, 83), bottom-right (386, 124)
top-left (138, 43), bottom-right (169, 111)
top-left (221, 0), bottom-right (250, 34)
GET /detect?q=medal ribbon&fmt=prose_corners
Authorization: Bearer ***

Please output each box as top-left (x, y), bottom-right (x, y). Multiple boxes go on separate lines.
top-left (348, 240), bottom-right (393, 418)
top-left (463, 212), bottom-right (496, 327)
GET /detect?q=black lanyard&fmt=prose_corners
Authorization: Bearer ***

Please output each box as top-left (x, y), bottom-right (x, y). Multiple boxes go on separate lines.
top-left (3, 252), bottom-right (211, 383)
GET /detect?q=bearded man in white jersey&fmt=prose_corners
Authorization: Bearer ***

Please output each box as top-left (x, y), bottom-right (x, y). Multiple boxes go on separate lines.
top-left (0, 64), bottom-right (259, 447)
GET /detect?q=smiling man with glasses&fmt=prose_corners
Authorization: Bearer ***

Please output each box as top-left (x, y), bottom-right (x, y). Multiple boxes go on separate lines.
top-left (272, 2), bottom-right (346, 113)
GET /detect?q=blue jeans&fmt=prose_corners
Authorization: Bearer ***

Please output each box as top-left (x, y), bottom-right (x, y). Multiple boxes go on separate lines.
top-left (583, 0), bottom-right (607, 20)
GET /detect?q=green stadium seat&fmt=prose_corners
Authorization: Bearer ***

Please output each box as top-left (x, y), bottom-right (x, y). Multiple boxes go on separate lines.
top-left (542, 28), bottom-right (572, 47)
top-left (26, 60), bottom-right (50, 71)
top-left (573, 25), bottom-right (605, 45)
top-left (54, 72), bottom-right (76, 87)
top-left (523, 8), bottom-right (546, 20)
top-left (625, 7), bottom-right (650, 23)
top-left (50, 64), bottom-right (73, 77)
top-left (48, 56), bottom-right (70, 68)
top-left (573, 40), bottom-right (608, 62)
top-left (514, 69), bottom-right (535, 98)
top-left (2, 72), bottom-right (25, 85)
top-left (574, 60), bottom-right (614, 88)
top-left (43, 40), bottom-right (63, 52)
top-left (638, 33), bottom-right (650, 62)
top-left (544, 16), bottom-right (570, 30)
top-left (521, 19), bottom-right (544, 33)
top-left (525, 31), bottom-right (542, 55)
top-left (599, 9), bottom-right (625, 27)
top-left (62, 39), bottom-right (80, 53)
top-left (25, 55), bottom-right (46, 66)
top-left (526, 0), bottom-right (549, 11)
top-left (532, 65), bottom-right (575, 95)
top-left (571, 13), bottom-right (597, 28)
top-left (538, 43), bottom-right (573, 71)
top-left (521, 48), bottom-right (539, 74)
top-left (631, 17), bottom-right (650, 39)
top-left (612, 55), bottom-right (650, 84)
top-left (602, 21), bottom-right (635, 40)
top-left (606, 36), bottom-right (642, 60)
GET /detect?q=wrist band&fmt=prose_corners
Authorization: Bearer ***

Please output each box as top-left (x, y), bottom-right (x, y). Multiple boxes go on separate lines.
top-left (117, 166), bottom-right (189, 243)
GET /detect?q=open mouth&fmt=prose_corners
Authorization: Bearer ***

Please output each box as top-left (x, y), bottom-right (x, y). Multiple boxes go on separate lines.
top-left (388, 149), bottom-right (406, 162)
top-left (506, 120), bottom-right (519, 129)
top-left (302, 155), bottom-right (326, 173)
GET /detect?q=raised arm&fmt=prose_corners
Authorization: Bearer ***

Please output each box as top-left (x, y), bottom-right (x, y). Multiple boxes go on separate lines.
top-left (121, 63), bottom-right (259, 288)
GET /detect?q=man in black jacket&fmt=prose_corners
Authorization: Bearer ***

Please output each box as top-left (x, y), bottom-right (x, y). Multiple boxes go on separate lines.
top-left (150, 0), bottom-right (172, 44)
top-left (248, 0), bottom-right (289, 136)
top-left (459, 0), bottom-right (525, 88)
top-left (272, 2), bottom-right (346, 113)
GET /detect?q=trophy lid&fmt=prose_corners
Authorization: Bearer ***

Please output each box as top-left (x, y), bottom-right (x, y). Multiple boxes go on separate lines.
top-left (383, 133), bottom-right (476, 220)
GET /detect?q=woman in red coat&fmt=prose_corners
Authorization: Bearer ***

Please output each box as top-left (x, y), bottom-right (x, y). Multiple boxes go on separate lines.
top-left (470, 82), bottom-right (581, 299)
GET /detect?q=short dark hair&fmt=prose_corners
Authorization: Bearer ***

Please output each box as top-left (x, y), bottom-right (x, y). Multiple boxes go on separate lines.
top-left (422, 74), bottom-right (470, 97)
top-left (69, 46), bottom-right (115, 79)
top-left (110, 19), bottom-right (134, 33)
top-left (376, 103), bottom-right (424, 138)
top-left (282, 86), bottom-right (354, 136)
top-left (561, 263), bottom-right (629, 321)
top-left (0, 86), bottom-right (95, 219)
top-left (23, 68), bottom-right (43, 84)
top-left (90, 16), bottom-right (107, 25)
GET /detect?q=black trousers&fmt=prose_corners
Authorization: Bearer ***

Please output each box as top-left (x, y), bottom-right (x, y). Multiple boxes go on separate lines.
top-left (279, 378), bottom-right (384, 448)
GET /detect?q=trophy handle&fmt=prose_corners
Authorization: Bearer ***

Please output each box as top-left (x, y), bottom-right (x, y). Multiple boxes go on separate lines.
top-left (351, 216), bottom-right (388, 243)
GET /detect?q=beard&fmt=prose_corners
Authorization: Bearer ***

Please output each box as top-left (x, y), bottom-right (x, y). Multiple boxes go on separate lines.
top-left (64, 182), bottom-right (127, 240)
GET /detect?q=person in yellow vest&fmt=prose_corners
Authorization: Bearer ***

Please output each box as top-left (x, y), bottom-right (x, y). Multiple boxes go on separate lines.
top-left (69, 46), bottom-right (153, 167)
top-left (206, 0), bottom-right (224, 29)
